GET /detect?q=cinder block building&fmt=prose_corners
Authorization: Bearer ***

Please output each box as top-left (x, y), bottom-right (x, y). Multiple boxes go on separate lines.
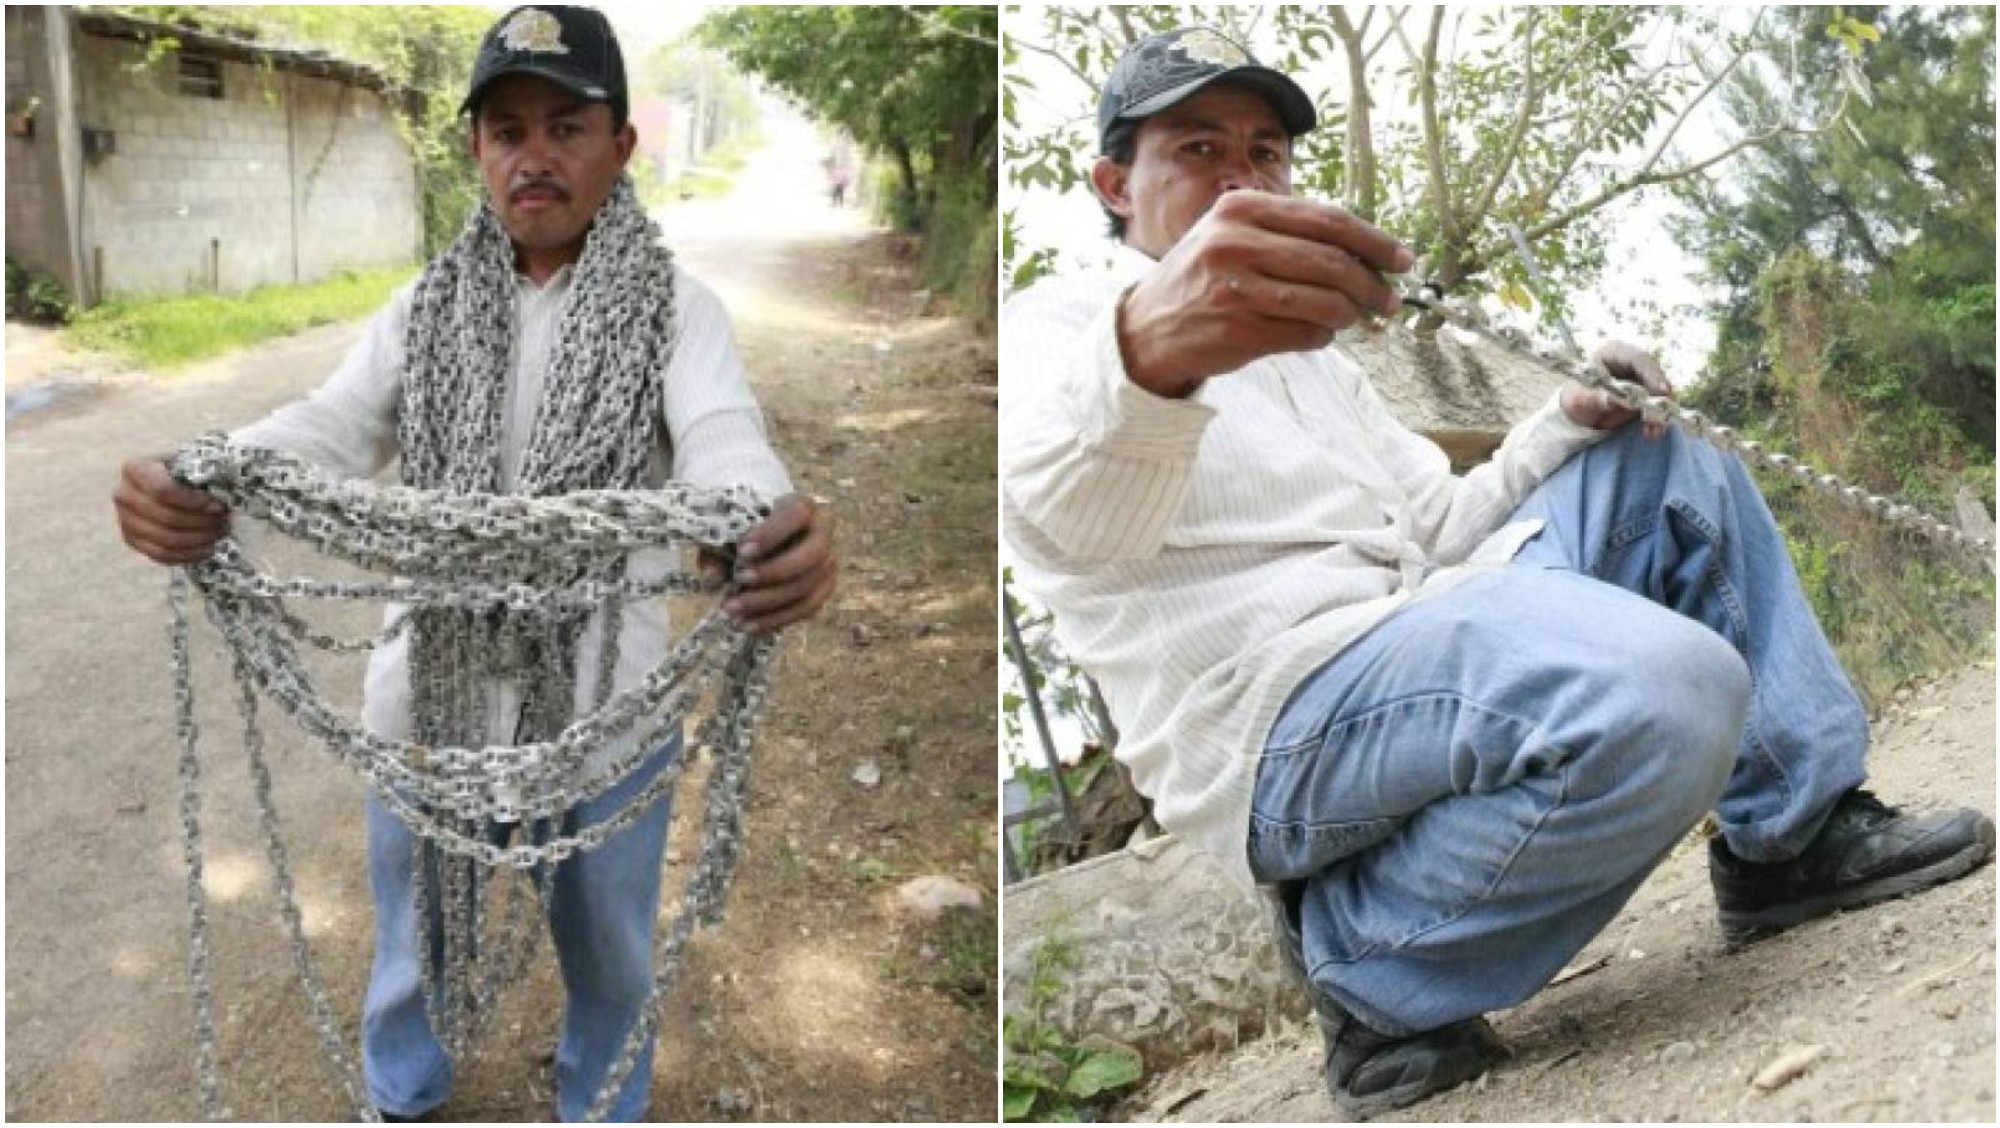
top-left (6, 6), bottom-right (421, 307)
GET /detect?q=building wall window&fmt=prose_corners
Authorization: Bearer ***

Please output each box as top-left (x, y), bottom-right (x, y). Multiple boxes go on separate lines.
top-left (177, 55), bottom-right (223, 99)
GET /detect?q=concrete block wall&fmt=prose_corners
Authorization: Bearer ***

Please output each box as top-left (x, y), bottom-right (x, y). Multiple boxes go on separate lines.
top-left (69, 31), bottom-right (417, 300)
top-left (288, 75), bottom-right (420, 280)
top-left (6, 7), bottom-right (60, 281)
top-left (76, 35), bottom-right (290, 296)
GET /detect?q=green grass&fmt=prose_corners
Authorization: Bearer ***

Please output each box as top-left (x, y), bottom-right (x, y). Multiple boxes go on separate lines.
top-left (663, 132), bottom-right (767, 202)
top-left (65, 264), bottom-right (418, 369)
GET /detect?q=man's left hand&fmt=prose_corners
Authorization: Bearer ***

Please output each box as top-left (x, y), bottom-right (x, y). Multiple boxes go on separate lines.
top-left (1560, 340), bottom-right (1675, 438)
top-left (706, 493), bottom-right (837, 632)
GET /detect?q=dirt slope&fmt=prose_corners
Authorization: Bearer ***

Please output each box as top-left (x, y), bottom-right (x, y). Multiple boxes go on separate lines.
top-left (1124, 660), bottom-right (1996, 1123)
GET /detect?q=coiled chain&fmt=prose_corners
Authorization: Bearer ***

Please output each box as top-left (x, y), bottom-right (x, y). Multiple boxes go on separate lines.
top-left (166, 436), bottom-right (781, 1121)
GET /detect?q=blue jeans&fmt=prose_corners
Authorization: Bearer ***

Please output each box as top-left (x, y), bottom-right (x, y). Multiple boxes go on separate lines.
top-left (363, 739), bottom-right (680, 1121)
top-left (1249, 424), bottom-right (1867, 1037)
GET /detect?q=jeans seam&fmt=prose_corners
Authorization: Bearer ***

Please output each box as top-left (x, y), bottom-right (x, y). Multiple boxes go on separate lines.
top-left (1260, 693), bottom-right (1572, 964)
top-left (1370, 756), bottom-right (1575, 959)
top-left (1601, 513), bottom-right (1657, 575)
top-left (1675, 499), bottom-right (1795, 818)
top-left (1263, 690), bottom-right (1551, 762)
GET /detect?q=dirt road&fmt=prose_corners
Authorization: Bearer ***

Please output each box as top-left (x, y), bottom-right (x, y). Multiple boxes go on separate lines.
top-left (5, 103), bottom-right (997, 1121)
top-left (1124, 661), bottom-right (1996, 1123)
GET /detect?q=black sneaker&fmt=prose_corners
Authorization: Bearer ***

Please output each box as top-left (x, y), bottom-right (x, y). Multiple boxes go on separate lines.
top-left (1710, 788), bottom-right (1995, 943)
top-left (1261, 883), bottom-right (1507, 1118)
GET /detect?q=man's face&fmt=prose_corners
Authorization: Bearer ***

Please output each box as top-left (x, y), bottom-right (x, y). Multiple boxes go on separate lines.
top-left (1094, 82), bottom-right (1294, 259)
top-left (470, 74), bottom-right (635, 269)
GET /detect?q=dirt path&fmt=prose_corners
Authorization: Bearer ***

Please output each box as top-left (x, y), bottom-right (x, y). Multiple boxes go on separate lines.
top-left (5, 104), bottom-right (997, 1122)
top-left (1123, 660), bottom-right (1996, 1123)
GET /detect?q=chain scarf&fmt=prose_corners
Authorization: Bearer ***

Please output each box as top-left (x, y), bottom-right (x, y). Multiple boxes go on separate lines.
top-left (392, 171), bottom-right (693, 1108)
top-left (399, 170), bottom-right (675, 754)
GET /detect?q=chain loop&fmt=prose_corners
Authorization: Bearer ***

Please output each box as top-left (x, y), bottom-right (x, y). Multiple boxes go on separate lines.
top-left (167, 439), bottom-right (779, 1121)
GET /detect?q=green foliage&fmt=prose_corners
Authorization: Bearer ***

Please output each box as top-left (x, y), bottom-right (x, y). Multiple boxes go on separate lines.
top-left (1001, 573), bottom-right (1109, 761)
top-left (64, 265), bottom-right (416, 368)
top-left (1674, 6), bottom-right (1994, 448)
top-left (1671, 7), bottom-right (1995, 698)
top-left (106, 6), bottom-right (493, 255)
top-left (1685, 251), bottom-right (1995, 705)
top-left (700, 6), bottom-right (997, 299)
top-left (6, 256), bottom-right (76, 324)
top-left (1003, 932), bottom-right (1144, 1121)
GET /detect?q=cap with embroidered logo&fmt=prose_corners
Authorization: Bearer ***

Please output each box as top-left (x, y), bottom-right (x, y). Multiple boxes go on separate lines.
top-left (462, 6), bottom-right (628, 124)
top-left (1097, 27), bottom-right (1316, 152)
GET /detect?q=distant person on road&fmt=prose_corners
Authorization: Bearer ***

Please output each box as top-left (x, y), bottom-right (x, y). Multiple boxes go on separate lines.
top-left (112, 5), bottom-right (836, 1121)
top-left (829, 162), bottom-right (852, 208)
top-left (1000, 25), bottom-right (1994, 1117)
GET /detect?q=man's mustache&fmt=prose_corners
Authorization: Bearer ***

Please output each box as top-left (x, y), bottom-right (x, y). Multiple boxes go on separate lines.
top-left (509, 177), bottom-right (571, 202)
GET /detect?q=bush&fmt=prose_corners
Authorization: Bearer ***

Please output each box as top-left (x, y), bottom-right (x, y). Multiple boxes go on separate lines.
top-left (5, 256), bottom-right (75, 324)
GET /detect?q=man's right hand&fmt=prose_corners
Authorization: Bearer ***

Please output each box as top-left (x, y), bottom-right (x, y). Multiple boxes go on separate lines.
top-left (115, 457), bottom-right (229, 565)
top-left (1117, 191), bottom-right (1415, 398)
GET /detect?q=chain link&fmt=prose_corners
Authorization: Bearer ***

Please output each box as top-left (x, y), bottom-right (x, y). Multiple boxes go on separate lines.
top-left (1384, 287), bottom-right (1996, 573)
top-left (166, 439), bottom-right (779, 1121)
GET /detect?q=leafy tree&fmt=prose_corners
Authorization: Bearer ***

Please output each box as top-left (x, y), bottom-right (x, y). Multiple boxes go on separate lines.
top-left (1006, 6), bottom-right (1869, 321)
top-left (1674, 6), bottom-right (1994, 450)
top-left (699, 6), bottom-right (996, 220)
top-left (1669, 6), bottom-right (1994, 701)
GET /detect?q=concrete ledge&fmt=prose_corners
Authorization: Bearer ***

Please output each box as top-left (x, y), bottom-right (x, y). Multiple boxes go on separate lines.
top-left (1004, 834), bottom-right (1307, 1071)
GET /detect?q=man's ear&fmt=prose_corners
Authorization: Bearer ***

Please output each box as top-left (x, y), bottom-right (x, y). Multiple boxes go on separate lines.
top-left (615, 122), bottom-right (637, 167)
top-left (1090, 156), bottom-right (1135, 222)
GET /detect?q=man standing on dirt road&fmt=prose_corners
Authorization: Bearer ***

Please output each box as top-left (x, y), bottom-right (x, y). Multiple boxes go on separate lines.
top-left (1000, 25), bottom-right (1994, 1118)
top-left (113, 6), bottom-right (836, 1120)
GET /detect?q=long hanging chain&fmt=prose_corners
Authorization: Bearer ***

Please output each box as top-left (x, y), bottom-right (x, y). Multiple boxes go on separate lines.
top-left (1383, 254), bottom-right (1995, 575)
top-left (166, 436), bottom-right (781, 1121)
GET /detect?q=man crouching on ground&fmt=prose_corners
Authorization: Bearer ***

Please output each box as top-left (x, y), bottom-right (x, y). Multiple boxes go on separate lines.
top-left (999, 25), bottom-right (1993, 1118)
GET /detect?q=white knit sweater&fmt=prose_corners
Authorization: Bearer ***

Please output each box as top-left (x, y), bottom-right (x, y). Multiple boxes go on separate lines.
top-left (1001, 245), bottom-right (1608, 888)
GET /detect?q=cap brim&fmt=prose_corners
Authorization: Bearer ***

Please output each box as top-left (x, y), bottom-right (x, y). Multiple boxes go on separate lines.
top-left (460, 64), bottom-right (614, 117)
top-left (1118, 66), bottom-right (1317, 137)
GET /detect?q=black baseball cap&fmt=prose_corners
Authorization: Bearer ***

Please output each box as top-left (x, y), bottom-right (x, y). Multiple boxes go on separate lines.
top-left (461, 6), bottom-right (628, 124)
top-left (1098, 27), bottom-right (1316, 152)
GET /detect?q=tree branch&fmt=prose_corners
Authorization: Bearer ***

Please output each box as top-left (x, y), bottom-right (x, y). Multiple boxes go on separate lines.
top-left (1364, 8), bottom-right (1404, 64)
top-left (1410, 9), bottom-right (1458, 260)
top-left (1531, 57), bottom-right (1677, 217)
top-left (1626, 11), bottom-right (1766, 186)
top-left (1014, 30), bottom-right (1098, 93)
top-left (1485, 95), bottom-right (1849, 269)
top-left (913, 9), bottom-right (997, 49)
top-left (1462, 9), bottom-right (1538, 236)
top-left (1328, 6), bottom-right (1379, 218)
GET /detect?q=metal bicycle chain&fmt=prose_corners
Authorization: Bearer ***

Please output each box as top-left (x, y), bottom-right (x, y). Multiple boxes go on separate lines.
top-left (166, 436), bottom-right (781, 1122)
top-left (1383, 278), bottom-right (1996, 574)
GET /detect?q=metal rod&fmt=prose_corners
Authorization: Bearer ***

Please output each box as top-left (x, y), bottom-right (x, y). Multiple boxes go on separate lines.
top-left (1504, 222), bottom-right (1581, 358)
top-left (1002, 585), bottom-right (1080, 858)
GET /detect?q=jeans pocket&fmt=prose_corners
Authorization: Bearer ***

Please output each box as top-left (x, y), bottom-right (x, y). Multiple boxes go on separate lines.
top-left (1246, 812), bottom-right (1404, 884)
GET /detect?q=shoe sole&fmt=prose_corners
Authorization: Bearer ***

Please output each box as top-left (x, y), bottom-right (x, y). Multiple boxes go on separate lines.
top-left (1330, 1024), bottom-right (1507, 1120)
top-left (1333, 1059), bottom-right (1491, 1120)
top-left (1719, 822), bottom-right (1996, 943)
